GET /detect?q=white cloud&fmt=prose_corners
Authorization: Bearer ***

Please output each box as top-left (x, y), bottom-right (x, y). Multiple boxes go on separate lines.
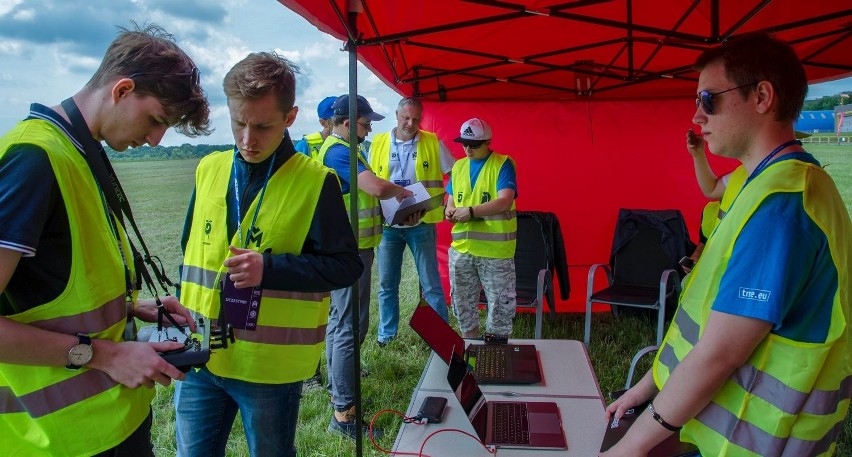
top-left (0, 0), bottom-right (23, 17)
top-left (11, 7), bottom-right (33, 21)
top-left (0, 38), bottom-right (21, 54)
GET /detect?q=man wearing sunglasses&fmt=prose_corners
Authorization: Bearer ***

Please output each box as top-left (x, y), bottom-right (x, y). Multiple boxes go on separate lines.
top-left (602, 32), bottom-right (851, 457)
top-left (0, 24), bottom-right (210, 456)
top-left (445, 118), bottom-right (518, 340)
top-left (318, 94), bottom-right (413, 439)
top-left (369, 97), bottom-right (456, 347)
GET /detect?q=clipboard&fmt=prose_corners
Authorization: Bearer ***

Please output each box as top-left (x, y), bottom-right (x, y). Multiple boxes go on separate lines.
top-left (380, 182), bottom-right (445, 226)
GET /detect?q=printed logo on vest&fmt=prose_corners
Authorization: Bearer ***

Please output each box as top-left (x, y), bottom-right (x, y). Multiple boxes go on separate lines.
top-left (457, 192), bottom-right (463, 203)
top-left (738, 287), bottom-right (770, 302)
top-left (481, 192), bottom-right (491, 203)
top-left (247, 226), bottom-right (264, 248)
top-left (422, 160), bottom-right (428, 170)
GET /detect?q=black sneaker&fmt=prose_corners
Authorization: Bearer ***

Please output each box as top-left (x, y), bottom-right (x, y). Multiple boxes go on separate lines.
top-left (327, 414), bottom-right (384, 440)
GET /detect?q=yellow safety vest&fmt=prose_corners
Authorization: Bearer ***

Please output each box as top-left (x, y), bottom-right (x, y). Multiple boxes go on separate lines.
top-left (700, 201), bottom-right (720, 240)
top-left (180, 150), bottom-right (331, 383)
top-left (654, 158), bottom-right (851, 456)
top-left (302, 131), bottom-right (324, 160)
top-left (318, 135), bottom-right (382, 249)
top-left (370, 131), bottom-right (446, 223)
top-left (450, 153), bottom-right (517, 259)
top-left (717, 165), bottom-right (747, 222)
top-left (0, 120), bottom-right (152, 456)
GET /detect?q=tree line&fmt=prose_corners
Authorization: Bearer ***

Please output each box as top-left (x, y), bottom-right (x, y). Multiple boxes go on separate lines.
top-left (105, 143), bottom-right (234, 161)
top-left (105, 92), bottom-right (848, 161)
top-left (803, 93), bottom-right (850, 111)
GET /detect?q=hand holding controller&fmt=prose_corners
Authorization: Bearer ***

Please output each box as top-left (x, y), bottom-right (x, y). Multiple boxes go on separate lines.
top-left (137, 317), bottom-right (211, 372)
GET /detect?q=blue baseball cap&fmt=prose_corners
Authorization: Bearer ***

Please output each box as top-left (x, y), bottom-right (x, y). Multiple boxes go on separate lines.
top-left (317, 96), bottom-right (337, 120)
top-left (331, 94), bottom-right (385, 121)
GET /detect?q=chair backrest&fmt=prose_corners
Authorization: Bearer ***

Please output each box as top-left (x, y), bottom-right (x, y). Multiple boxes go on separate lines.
top-left (609, 209), bottom-right (693, 288)
top-left (514, 213), bottom-right (550, 300)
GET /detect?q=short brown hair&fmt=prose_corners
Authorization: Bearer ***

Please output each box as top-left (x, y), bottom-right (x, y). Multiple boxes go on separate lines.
top-left (88, 22), bottom-right (211, 137)
top-left (223, 52), bottom-right (300, 115)
top-left (694, 31), bottom-right (807, 123)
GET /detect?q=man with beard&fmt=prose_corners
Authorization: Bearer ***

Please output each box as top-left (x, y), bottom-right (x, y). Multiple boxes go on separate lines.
top-left (369, 97), bottom-right (455, 347)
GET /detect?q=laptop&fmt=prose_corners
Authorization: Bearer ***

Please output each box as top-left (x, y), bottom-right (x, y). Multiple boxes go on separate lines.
top-left (447, 351), bottom-right (568, 450)
top-left (599, 402), bottom-right (699, 456)
top-left (409, 304), bottom-right (542, 384)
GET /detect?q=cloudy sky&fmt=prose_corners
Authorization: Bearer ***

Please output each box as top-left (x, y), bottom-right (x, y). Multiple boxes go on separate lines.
top-left (0, 0), bottom-right (849, 147)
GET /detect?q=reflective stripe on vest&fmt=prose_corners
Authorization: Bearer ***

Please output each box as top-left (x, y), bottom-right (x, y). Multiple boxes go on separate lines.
top-left (653, 158), bottom-right (851, 456)
top-left (318, 135), bottom-right (382, 248)
top-left (449, 153), bottom-right (517, 259)
top-left (180, 150), bottom-right (331, 383)
top-left (370, 130), bottom-right (446, 223)
top-left (0, 119), bottom-right (153, 455)
top-left (303, 131), bottom-right (324, 160)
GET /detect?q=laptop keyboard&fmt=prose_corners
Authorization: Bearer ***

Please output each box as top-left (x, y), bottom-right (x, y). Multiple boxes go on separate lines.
top-left (472, 345), bottom-right (506, 379)
top-left (492, 402), bottom-right (530, 444)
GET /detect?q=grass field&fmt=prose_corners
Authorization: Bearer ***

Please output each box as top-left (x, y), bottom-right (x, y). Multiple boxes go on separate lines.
top-left (113, 143), bottom-right (852, 457)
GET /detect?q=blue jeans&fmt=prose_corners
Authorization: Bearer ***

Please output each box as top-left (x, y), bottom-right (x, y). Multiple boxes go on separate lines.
top-left (174, 367), bottom-right (302, 457)
top-left (377, 223), bottom-right (449, 343)
top-left (327, 248), bottom-right (373, 410)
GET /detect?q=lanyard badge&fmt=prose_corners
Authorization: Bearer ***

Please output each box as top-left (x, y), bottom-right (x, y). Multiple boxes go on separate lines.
top-left (222, 275), bottom-right (262, 330)
top-left (224, 150), bottom-right (276, 330)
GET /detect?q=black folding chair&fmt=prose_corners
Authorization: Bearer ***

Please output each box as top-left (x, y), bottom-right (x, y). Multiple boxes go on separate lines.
top-left (478, 211), bottom-right (565, 339)
top-left (583, 209), bottom-right (694, 347)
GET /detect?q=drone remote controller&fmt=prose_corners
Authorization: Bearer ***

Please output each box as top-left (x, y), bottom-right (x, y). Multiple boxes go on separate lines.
top-left (137, 317), bottom-right (212, 372)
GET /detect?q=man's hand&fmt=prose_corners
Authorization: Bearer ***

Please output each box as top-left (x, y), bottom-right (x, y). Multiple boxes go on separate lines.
top-left (686, 128), bottom-right (705, 157)
top-left (605, 370), bottom-right (658, 422)
top-left (453, 206), bottom-right (473, 223)
top-left (396, 188), bottom-right (414, 202)
top-left (444, 206), bottom-right (457, 221)
top-left (134, 295), bottom-right (197, 332)
top-left (88, 339), bottom-right (189, 389)
top-left (402, 210), bottom-right (425, 226)
top-left (224, 245), bottom-right (264, 288)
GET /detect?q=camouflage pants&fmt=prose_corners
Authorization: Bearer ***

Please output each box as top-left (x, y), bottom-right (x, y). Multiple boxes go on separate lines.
top-left (448, 247), bottom-right (516, 335)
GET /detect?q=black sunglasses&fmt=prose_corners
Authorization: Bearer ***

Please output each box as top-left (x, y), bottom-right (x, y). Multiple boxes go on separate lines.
top-left (461, 140), bottom-right (486, 149)
top-left (695, 82), bottom-right (757, 115)
top-left (128, 66), bottom-right (200, 88)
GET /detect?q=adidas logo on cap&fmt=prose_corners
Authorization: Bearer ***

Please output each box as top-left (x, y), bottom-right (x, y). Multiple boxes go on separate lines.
top-left (462, 126), bottom-right (475, 138)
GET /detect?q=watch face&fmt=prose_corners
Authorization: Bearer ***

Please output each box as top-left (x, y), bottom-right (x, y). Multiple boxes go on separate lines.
top-left (68, 343), bottom-right (93, 366)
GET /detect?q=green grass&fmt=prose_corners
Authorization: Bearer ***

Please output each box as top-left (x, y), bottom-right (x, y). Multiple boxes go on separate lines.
top-left (113, 144), bottom-right (852, 456)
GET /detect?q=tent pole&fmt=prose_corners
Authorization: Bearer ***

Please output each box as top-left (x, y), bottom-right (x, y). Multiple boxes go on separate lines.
top-left (346, 1), bottom-right (364, 456)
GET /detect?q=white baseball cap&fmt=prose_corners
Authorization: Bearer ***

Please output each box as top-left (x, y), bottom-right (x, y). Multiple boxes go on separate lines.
top-left (454, 118), bottom-right (492, 143)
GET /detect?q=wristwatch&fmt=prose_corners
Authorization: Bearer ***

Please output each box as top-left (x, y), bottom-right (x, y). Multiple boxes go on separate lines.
top-left (66, 334), bottom-right (93, 370)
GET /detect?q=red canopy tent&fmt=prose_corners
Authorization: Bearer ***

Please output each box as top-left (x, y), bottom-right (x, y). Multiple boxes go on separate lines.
top-left (279, 0), bottom-right (852, 312)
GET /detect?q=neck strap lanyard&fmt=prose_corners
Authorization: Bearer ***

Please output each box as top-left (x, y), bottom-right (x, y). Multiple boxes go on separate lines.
top-left (747, 139), bottom-right (801, 183)
top-left (392, 129), bottom-right (414, 179)
top-left (713, 139), bottom-right (802, 237)
top-left (232, 149), bottom-right (276, 249)
top-left (60, 98), bottom-right (180, 330)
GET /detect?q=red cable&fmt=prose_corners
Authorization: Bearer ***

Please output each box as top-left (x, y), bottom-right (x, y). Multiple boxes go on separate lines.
top-left (368, 409), bottom-right (497, 457)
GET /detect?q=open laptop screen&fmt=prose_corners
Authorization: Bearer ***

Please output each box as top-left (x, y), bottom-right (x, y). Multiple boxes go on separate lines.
top-left (410, 304), bottom-right (465, 363)
top-left (448, 352), bottom-right (489, 441)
